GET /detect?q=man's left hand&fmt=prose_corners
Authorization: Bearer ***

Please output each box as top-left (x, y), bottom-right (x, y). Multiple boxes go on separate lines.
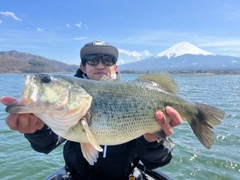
top-left (144, 106), bottom-right (182, 142)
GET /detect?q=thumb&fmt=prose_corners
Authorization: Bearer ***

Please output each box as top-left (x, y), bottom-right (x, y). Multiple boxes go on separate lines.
top-left (0, 96), bottom-right (17, 106)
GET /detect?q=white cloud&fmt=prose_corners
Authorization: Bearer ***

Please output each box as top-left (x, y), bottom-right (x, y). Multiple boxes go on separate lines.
top-left (37, 28), bottom-right (44, 32)
top-left (118, 48), bottom-right (152, 59)
top-left (117, 59), bottom-right (126, 65)
top-left (66, 24), bottom-right (71, 28)
top-left (0, 20), bottom-right (2, 23)
top-left (74, 37), bottom-right (87, 40)
top-left (75, 22), bottom-right (82, 28)
top-left (0, 11), bottom-right (22, 21)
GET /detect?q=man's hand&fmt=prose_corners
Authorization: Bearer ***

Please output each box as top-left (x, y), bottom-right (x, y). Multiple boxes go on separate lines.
top-left (1, 96), bottom-right (44, 134)
top-left (144, 106), bottom-right (182, 142)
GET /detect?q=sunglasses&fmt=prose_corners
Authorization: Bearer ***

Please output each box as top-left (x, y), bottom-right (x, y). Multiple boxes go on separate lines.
top-left (83, 54), bottom-right (117, 66)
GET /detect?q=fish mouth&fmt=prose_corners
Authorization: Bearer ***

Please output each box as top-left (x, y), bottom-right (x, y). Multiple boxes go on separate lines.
top-left (24, 74), bottom-right (31, 85)
top-left (21, 74), bottom-right (39, 104)
top-left (6, 75), bottom-right (41, 114)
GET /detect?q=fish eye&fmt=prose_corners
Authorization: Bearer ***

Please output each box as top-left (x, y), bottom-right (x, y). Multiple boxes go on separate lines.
top-left (41, 75), bottom-right (52, 83)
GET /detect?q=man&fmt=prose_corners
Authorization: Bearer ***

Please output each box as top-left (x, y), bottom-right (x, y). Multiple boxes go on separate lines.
top-left (1, 40), bottom-right (182, 179)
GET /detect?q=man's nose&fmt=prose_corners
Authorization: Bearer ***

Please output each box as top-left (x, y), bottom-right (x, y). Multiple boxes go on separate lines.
top-left (96, 60), bottom-right (105, 68)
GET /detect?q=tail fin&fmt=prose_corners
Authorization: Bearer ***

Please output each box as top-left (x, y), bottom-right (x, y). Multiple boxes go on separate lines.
top-left (190, 102), bottom-right (225, 149)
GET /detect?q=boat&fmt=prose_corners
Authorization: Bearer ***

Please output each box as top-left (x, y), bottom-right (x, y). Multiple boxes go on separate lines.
top-left (45, 163), bottom-right (173, 180)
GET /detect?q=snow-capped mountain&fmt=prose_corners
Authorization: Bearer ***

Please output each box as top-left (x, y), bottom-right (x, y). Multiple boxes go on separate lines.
top-left (155, 42), bottom-right (215, 59)
top-left (119, 42), bottom-right (240, 72)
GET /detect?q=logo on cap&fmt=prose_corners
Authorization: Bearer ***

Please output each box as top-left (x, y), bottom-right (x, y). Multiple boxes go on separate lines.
top-left (92, 40), bottom-right (105, 46)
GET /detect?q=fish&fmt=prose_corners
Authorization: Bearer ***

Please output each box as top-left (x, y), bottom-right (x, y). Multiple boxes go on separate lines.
top-left (5, 72), bottom-right (225, 165)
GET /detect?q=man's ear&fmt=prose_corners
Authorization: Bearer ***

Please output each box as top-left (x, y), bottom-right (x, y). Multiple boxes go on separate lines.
top-left (80, 64), bottom-right (86, 73)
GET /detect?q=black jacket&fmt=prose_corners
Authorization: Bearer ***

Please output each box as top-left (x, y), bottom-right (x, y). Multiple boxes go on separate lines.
top-left (24, 69), bottom-right (172, 180)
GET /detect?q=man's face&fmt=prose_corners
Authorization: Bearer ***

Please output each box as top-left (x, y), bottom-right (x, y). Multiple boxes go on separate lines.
top-left (80, 54), bottom-right (118, 81)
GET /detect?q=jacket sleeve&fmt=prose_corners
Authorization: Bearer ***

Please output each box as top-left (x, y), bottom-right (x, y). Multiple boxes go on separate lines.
top-left (24, 125), bottom-right (65, 154)
top-left (136, 136), bottom-right (172, 170)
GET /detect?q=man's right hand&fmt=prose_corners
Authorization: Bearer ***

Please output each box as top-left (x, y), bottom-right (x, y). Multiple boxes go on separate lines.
top-left (1, 96), bottom-right (44, 134)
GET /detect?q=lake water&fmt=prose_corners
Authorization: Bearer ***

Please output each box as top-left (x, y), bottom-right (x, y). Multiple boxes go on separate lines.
top-left (0, 73), bottom-right (239, 180)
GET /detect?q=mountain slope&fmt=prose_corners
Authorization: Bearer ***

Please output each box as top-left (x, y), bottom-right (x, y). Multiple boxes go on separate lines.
top-left (0, 50), bottom-right (79, 73)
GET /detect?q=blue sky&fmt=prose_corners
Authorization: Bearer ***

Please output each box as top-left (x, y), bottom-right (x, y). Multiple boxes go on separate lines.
top-left (0, 0), bottom-right (240, 65)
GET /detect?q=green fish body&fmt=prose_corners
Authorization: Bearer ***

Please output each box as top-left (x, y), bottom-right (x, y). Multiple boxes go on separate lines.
top-left (6, 72), bottom-right (225, 165)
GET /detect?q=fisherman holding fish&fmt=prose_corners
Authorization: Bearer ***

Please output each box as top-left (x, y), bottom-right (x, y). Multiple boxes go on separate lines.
top-left (1, 40), bottom-right (183, 179)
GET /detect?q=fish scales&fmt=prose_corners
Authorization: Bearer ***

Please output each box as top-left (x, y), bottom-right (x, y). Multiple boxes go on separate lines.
top-left (66, 81), bottom-right (162, 144)
top-left (63, 77), bottom-right (208, 145)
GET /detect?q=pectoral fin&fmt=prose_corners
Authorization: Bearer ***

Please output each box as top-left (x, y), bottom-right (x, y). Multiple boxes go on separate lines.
top-left (80, 118), bottom-right (103, 165)
top-left (80, 143), bottom-right (100, 165)
top-left (81, 118), bottom-right (103, 152)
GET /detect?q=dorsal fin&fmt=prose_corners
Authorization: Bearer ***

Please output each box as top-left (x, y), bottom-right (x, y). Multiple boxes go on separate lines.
top-left (137, 72), bottom-right (178, 94)
top-left (100, 76), bottom-right (121, 82)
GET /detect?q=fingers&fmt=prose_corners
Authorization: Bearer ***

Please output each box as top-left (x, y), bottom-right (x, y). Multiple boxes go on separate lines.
top-left (6, 113), bottom-right (44, 134)
top-left (155, 106), bottom-right (182, 137)
top-left (5, 114), bottom-right (20, 130)
top-left (165, 106), bottom-right (182, 127)
top-left (155, 111), bottom-right (173, 136)
top-left (18, 114), bottom-right (44, 133)
top-left (29, 114), bottom-right (45, 131)
top-left (3, 96), bottom-right (44, 133)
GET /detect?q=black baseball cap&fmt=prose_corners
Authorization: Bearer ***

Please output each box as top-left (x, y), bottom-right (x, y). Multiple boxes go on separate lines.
top-left (80, 40), bottom-right (119, 61)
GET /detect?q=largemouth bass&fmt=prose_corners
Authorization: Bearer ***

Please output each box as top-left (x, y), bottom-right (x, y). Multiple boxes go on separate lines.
top-left (6, 72), bottom-right (225, 165)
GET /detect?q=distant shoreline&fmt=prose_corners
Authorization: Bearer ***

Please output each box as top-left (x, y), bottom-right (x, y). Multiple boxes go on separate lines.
top-left (119, 70), bottom-right (240, 75)
top-left (0, 72), bottom-right (75, 74)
